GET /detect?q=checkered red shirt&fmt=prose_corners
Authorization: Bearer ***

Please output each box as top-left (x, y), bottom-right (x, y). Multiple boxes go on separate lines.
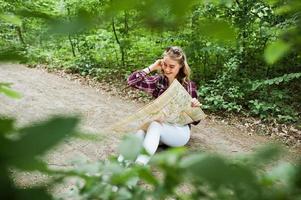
top-left (127, 70), bottom-right (200, 126)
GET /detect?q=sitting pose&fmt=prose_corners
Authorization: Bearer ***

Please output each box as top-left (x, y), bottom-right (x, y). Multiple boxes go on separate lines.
top-left (125, 46), bottom-right (201, 165)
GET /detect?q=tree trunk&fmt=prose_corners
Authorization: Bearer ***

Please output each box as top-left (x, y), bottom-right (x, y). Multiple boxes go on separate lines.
top-left (123, 11), bottom-right (129, 66)
top-left (16, 26), bottom-right (25, 46)
top-left (67, 7), bottom-right (76, 57)
top-left (112, 17), bottom-right (125, 66)
top-left (68, 34), bottom-right (76, 57)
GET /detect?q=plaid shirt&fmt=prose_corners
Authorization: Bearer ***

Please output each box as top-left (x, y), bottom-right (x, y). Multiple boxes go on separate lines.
top-left (127, 70), bottom-right (200, 126)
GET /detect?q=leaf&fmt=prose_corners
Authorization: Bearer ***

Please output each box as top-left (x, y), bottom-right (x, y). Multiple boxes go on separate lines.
top-left (118, 134), bottom-right (143, 161)
top-left (5, 116), bottom-right (79, 169)
top-left (137, 167), bottom-right (159, 186)
top-left (15, 188), bottom-right (52, 200)
top-left (0, 51), bottom-right (26, 62)
top-left (181, 154), bottom-right (232, 186)
top-left (117, 188), bottom-right (132, 199)
top-left (0, 84), bottom-right (22, 99)
top-left (0, 13), bottom-right (22, 26)
top-left (151, 147), bottom-right (186, 166)
top-left (199, 19), bottom-right (236, 43)
top-left (251, 72), bottom-right (301, 91)
top-left (266, 162), bottom-right (296, 184)
top-left (12, 159), bottom-right (49, 172)
top-left (208, 0), bottom-right (233, 6)
top-left (110, 168), bottom-right (138, 185)
top-left (264, 40), bottom-right (291, 64)
top-left (103, 162), bottom-right (124, 175)
top-left (0, 117), bottom-right (15, 134)
top-left (47, 9), bottom-right (98, 35)
top-left (247, 144), bottom-right (283, 167)
top-left (74, 132), bottom-right (104, 142)
top-left (264, 0), bottom-right (280, 5)
top-left (180, 153), bottom-right (257, 189)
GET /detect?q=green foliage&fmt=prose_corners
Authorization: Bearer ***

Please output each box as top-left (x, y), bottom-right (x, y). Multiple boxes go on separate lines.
top-left (0, 0), bottom-right (300, 123)
top-left (198, 19), bottom-right (237, 43)
top-left (0, 115), bottom-right (79, 199)
top-left (0, 13), bottom-right (22, 26)
top-left (0, 82), bottom-right (22, 99)
top-left (1, 115), bottom-right (301, 199)
top-left (248, 100), bottom-right (279, 118)
top-left (1, 0), bottom-right (301, 198)
top-left (199, 57), bottom-right (244, 112)
top-left (118, 134), bottom-right (143, 161)
top-left (264, 40), bottom-right (291, 64)
top-left (252, 72), bottom-right (301, 90)
top-left (199, 82), bottom-right (244, 112)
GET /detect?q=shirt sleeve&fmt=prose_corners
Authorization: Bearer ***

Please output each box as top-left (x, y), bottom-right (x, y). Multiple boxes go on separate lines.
top-left (187, 81), bottom-right (198, 99)
top-left (127, 70), bottom-right (160, 95)
top-left (186, 81), bottom-right (201, 126)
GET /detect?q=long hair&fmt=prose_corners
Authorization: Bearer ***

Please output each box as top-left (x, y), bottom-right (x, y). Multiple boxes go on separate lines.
top-left (162, 46), bottom-right (191, 86)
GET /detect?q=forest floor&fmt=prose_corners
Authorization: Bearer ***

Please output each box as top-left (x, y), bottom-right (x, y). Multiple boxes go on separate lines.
top-left (1, 63), bottom-right (300, 198)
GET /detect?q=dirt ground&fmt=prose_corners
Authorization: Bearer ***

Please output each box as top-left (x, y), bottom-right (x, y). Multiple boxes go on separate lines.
top-left (1, 63), bottom-right (299, 197)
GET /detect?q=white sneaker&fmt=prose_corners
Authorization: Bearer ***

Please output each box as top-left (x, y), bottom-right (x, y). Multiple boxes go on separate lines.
top-left (135, 155), bottom-right (150, 165)
top-left (117, 155), bottom-right (124, 162)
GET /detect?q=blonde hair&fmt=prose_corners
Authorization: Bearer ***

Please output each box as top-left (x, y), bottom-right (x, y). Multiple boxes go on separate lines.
top-left (162, 46), bottom-right (191, 85)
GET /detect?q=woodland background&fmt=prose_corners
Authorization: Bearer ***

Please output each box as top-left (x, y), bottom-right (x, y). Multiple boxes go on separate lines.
top-left (1, 0), bottom-right (301, 199)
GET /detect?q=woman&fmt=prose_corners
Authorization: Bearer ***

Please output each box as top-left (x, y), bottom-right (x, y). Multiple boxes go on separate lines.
top-left (125, 46), bottom-right (201, 165)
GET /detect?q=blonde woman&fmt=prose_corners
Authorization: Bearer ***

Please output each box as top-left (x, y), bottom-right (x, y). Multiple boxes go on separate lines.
top-left (125, 46), bottom-right (201, 165)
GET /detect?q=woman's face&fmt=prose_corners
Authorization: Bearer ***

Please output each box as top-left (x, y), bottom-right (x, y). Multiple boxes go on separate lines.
top-left (162, 56), bottom-right (181, 80)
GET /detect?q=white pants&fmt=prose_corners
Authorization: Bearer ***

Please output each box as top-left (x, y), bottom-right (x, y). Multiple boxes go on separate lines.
top-left (135, 121), bottom-right (190, 165)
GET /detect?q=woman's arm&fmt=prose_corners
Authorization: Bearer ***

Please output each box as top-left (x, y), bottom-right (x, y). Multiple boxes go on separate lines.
top-left (127, 60), bottom-right (163, 94)
top-left (187, 81), bottom-right (198, 99)
top-left (187, 81), bottom-right (202, 126)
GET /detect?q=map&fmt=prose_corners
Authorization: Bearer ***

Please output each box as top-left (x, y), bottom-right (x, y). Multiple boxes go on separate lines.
top-left (107, 79), bottom-right (206, 133)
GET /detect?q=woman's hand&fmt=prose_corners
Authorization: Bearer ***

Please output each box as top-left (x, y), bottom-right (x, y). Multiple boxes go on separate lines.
top-left (149, 59), bottom-right (163, 72)
top-left (191, 98), bottom-right (202, 107)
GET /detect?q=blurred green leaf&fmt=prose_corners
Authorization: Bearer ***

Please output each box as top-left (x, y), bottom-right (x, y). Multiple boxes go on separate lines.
top-left (180, 153), bottom-right (257, 189)
top-left (199, 19), bottom-right (236, 43)
top-left (13, 159), bottom-right (49, 171)
top-left (0, 13), bottom-right (22, 26)
top-left (292, 160), bottom-right (301, 189)
top-left (16, 9), bottom-right (55, 20)
top-left (248, 144), bottom-right (283, 167)
top-left (151, 147), bottom-right (186, 166)
top-left (0, 83), bottom-right (22, 99)
top-left (181, 154), bottom-right (230, 186)
top-left (48, 9), bottom-right (99, 35)
top-left (137, 166), bottom-right (159, 186)
top-left (209, 0), bottom-right (233, 6)
top-left (264, 40), bottom-right (291, 64)
top-left (4, 116), bottom-right (79, 169)
top-left (73, 161), bottom-right (103, 175)
top-left (103, 162), bottom-right (124, 175)
top-left (15, 8), bottom-right (99, 36)
top-left (264, 0), bottom-right (279, 5)
top-left (110, 167), bottom-right (138, 185)
top-left (107, 0), bottom-right (140, 12)
top-left (0, 117), bottom-right (15, 134)
top-left (15, 188), bottom-right (52, 200)
top-left (118, 134), bottom-right (143, 161)
top-left (73, 132), bottom-right (104, 142)
top-left (0, 51), bottom-right (26, 62)
top-left (266, 162), bottom-right (296, 184)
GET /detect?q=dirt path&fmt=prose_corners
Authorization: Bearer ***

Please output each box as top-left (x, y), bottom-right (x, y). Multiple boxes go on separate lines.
top-left (0, 64), bottom-right (299, 189)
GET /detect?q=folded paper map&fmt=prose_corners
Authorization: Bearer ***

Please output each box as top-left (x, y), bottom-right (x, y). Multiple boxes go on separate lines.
top-left (107, 79), bottom-right (206, 133)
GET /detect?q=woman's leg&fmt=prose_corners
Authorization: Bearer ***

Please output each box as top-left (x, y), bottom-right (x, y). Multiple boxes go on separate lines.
top-left (136, 122), bottom-right (190, 165)
top-left (160, 123), bottom-right (190, 147)
top-left (135, 129), bottom-right (146, 140)
top-left (118, 129), bottom-right (146, 162)
top-left (136, 121), bottom-right (162, 165)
